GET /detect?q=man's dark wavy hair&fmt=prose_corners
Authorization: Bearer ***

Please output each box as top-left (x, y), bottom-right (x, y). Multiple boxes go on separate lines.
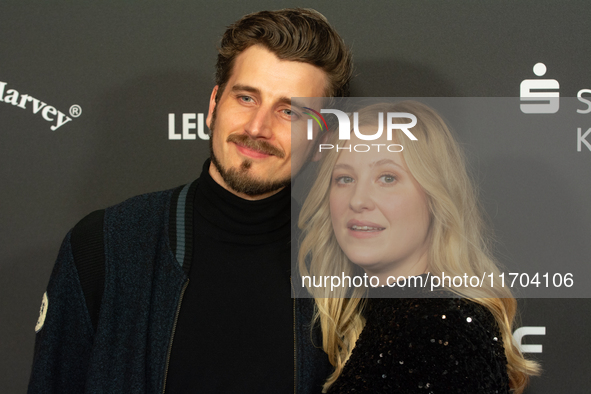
top-left (215, 8), bottom-right (353, 101)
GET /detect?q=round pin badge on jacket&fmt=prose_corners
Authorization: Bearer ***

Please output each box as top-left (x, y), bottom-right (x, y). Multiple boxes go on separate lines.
top-left (35, 292), bottom-right (48, 333)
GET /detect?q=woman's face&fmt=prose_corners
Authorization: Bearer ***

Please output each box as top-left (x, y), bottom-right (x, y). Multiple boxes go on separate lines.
top-left (329, 131), bottom-right (431, 279)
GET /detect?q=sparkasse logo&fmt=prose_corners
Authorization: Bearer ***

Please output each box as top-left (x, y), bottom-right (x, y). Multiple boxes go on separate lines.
top-left (0, 81), bottom-right (79, 130)
top-left (520, 63), bottom-right (559, 114)
top-left (305, 109), bottom-right (417, 152)
top-left (518, 63), bottom-right (591, 152)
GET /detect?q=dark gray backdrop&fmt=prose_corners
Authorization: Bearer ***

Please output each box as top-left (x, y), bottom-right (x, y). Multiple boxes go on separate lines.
top-left (2, 1), bottom-right (590, 392)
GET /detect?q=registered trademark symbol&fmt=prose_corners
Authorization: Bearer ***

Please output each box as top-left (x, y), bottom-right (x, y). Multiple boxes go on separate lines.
top-left (69, 105), bottom-right (82, 117)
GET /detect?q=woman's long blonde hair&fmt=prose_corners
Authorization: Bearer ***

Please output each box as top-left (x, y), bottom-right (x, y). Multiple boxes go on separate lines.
top-left (298, 101), bottom-right (540, 393)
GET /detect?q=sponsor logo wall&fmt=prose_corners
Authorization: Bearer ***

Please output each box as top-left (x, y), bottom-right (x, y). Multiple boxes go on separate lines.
top-left (168, 112), bottom-right (209, 140)
top-left (0, 81), bottom-right (80, 130)
top-left (1, 2), bottom-right (589, 393)
top-left (520, 62), bottom-right (591, 152)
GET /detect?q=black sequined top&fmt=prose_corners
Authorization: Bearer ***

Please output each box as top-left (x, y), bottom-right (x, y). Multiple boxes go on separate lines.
top-left (326, 290), bottom-right (510, 394)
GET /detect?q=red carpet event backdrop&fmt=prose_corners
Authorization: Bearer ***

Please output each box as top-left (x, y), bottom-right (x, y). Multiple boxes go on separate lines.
top-left (1, 1), bottom-right (589, 392)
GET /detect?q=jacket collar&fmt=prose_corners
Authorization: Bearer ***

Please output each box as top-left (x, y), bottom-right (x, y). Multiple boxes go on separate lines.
top-left (168, 180), bottom-right (198, 276)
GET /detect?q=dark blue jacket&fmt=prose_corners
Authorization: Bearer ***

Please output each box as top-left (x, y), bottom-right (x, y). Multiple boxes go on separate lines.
top-left (28, 181), bottom-right (331, 394)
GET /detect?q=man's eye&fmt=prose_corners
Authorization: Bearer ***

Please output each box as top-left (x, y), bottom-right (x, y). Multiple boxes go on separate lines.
top-left (378, 174), bottom-right (396, 184)
top-left (283, 108), bottom-right (300, 119)
top-left (240, 96), bottom-right (254, 103)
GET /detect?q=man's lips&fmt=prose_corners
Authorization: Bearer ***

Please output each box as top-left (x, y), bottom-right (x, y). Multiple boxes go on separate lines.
top-left (227, 134), bottom-right (285, 159)
top-left (235, 143), bottom-right (272, 159)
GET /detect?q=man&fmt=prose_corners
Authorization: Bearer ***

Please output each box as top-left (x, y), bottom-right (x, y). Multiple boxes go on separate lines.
top-left (28, 8), bottom-right (352, 394)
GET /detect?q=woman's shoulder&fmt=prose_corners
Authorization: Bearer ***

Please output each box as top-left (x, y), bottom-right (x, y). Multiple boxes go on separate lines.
top-left (369, 296), bottom-right (503, 355)
top-left (354, 297), bottom-right (510, 393)
top-left (377, 296), bottom-right (497, 329)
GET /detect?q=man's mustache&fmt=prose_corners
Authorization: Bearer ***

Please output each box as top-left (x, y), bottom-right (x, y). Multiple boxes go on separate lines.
top-left (227, 134), bottom-right (285, 158)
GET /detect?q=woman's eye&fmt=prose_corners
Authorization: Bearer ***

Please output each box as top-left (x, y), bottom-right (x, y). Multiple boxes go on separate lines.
top-left (378, 174), bottom-right (396, 184)
top-left (335, 176), bottom-right (354, 185)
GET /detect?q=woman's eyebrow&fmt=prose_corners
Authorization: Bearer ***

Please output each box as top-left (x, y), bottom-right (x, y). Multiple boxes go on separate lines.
top-left (334, 159), bottom-right (407, 173)
top-left (333, 163), bottom-right (354, 171)
top-left (370, 159), bottom-right (406, 172)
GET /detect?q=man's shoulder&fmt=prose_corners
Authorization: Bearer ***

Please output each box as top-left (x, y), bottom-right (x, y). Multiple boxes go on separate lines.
top-left (68, 181), bottom-right (198, 305)
top-left (106, 182), bottom-right (193, 219)
top-left (71, 180), bottom-right (198, 252)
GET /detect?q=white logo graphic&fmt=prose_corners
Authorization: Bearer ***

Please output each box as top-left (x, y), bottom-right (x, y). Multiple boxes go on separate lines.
top-left (307, 109), bottom-right (416, 152)
top-left (518, 64), bottom-right (591, 151)
top-left (35, 292), bottom-right (49, 333)
top-left (513, 326), bottom-right (546, 353)
top-left (578, 128), bottom-right (591, 152)
top-left (307, 109), bottom-right (417, 141)
top-left (520, 63), bottom-right (559, 114)
top-left (0, 81), bottom-right (77, 130)
top-left (168, 113), bottom-right (209, 140)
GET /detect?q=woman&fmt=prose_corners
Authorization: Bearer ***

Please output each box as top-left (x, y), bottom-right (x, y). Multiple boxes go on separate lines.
top-left (298, 101), bottom-right (539, 393)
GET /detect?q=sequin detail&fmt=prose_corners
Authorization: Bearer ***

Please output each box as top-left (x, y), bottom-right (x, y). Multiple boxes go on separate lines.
top-left (326, 297), bottom-right (510, 393)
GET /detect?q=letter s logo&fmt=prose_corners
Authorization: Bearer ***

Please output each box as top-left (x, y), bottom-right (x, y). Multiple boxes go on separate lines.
top-left (520, 63), bottom-right (559, 114)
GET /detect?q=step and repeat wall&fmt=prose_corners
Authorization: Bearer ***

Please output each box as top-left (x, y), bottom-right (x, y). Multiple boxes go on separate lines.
top-left (2, 2), bottom-right (589, 392)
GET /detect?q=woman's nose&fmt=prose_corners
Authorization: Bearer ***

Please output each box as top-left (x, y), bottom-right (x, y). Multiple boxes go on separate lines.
top-left (349, 184), bottom-right (375, 212)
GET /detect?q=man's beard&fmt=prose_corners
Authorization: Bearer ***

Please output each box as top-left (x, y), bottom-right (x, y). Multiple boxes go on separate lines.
top-left (208, 107), bottom-right (292, 197)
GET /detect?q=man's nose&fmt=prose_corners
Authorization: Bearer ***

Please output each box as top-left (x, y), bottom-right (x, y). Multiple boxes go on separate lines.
top-left (349, 183), bottom-right (375, 212)
top-left (244, 106), bottom-right (273, 139)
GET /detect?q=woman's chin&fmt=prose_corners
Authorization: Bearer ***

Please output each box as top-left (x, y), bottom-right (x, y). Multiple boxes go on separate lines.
top-left (347, 256), bottom-right (383, 272)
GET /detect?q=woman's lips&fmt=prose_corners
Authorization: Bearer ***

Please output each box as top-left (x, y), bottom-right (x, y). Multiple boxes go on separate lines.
top-left (346, 220), bottom-right (385, 238)
top-left (349, 224), bottom-right (383, 231)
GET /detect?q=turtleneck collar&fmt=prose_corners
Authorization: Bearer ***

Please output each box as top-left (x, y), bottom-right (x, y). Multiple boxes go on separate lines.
top-left (193, 159), bottom-right (291, 244)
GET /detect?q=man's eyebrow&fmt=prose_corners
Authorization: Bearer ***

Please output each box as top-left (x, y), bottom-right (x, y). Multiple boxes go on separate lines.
top-left (231, 84), bottom-right (292, 106)
top-left (278, 96), bottom-right (292, 106)
top-left (291, 102), bottom-right (308, 112)
top-left (231, 84), bottom-right (261, 95)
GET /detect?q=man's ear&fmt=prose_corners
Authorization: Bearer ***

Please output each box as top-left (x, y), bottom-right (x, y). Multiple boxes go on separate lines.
top-left (311, 130), bottom-right (333, 162)
top-left (206, 85), bottom-right (219, 129)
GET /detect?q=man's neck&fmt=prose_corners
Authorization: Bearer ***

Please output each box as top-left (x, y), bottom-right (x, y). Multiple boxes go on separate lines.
top-left (207, 161), bottom-right (284, 201)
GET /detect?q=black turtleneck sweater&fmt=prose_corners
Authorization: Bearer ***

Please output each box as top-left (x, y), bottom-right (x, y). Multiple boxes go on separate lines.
top-left (165, 160), bottom-right (294, 393)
